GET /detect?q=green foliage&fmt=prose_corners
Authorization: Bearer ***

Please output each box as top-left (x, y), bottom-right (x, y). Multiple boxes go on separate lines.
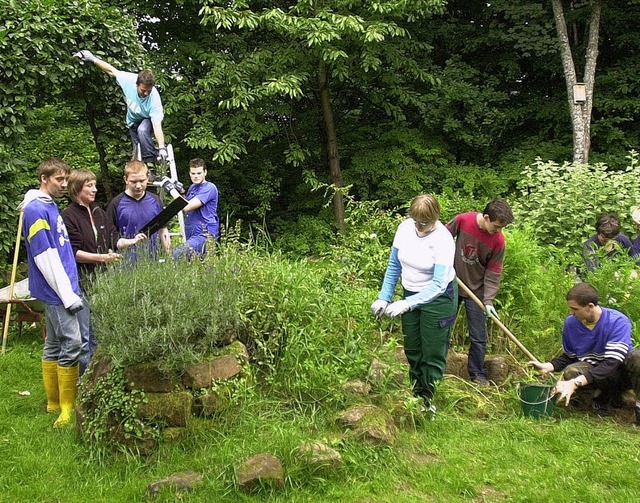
top-left (88, 252), bottom-right (243, 372)
top-left (234, 248), bottom-right (378, 406)
top-left (271, 215), bottom-right (335, 257)
top-left (328, 198), bottom-right (403, 288)
top-left (0, 149), bottom-right (31, 272)
top-left (490, 224), bottom-right (576, 361)
top-left (514, 155), bottom-right (640, 255)
top-left (79, 365), bottom-right (155, 455)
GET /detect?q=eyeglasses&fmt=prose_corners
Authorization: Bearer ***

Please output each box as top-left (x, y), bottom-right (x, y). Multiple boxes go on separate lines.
top-left (414, 220), bottom-right (434, 231)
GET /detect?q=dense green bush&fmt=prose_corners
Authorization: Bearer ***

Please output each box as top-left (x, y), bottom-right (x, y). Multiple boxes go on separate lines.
top-left (493, 224), bottom-right (576, 360)
top-left (88, 241), bottom-right (380, 408)
top-left (89, 251), bottom-right (242, 372)
top-left (514, 154), bottom-right (640, 255)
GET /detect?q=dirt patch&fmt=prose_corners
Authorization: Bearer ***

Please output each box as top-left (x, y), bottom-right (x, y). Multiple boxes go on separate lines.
top-left (472, 485), bottom-right (508, 502)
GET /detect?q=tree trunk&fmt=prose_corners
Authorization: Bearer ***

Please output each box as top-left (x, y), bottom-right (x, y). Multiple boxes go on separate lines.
top-left (551, 0), bottom-right (601, 164)
top-left (317, 60), bottom-right (346, 231)
top-left (85, 105), bottom-right (114, 201)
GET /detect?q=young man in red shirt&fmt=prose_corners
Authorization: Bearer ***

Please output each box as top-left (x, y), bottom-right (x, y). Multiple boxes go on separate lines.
top-left (446, 200), bottom-right (514, 385)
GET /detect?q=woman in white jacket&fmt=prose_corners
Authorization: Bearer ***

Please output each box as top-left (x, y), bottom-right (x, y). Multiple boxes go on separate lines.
top-left (371, 194), bottom-right (458, 412)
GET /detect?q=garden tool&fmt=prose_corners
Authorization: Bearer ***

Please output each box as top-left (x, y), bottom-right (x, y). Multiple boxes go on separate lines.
top-left (455, 277), bottom-right (539, 363)
top-left (2, 210), bottom-right (24, 354)
top-left (42, 360), bottom-right (60, 413)
top-left (54, 365), bottom-right (79, 428)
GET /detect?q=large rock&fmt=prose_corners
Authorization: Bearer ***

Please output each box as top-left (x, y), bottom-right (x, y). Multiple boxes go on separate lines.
top-left (484, 355), bottom-right (512, 384)
top-left (124, 363), bottom-right (179, 393)
top-left (138, 391), bottom-right (193, 427)
top-left (342, 379), bottom-right (371, 396)
top-left (194, 392), bottom-right (220, 417)
top-left (445, 352), bottom-right (516, 385)
top-left (147, 470), bottom-right (204, 497)
top-left (236, 453), bottom-right (285, 490)
top-left (183, 354), bottom-right (242, 389)
top-left (337, 405), bottom-right (398, 445)
top-left (296, 441), bottom-right (342, 469)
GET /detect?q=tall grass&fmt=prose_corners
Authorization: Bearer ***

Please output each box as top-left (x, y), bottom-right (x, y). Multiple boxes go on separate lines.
top-left (2, 331), bottom-right (640, 502)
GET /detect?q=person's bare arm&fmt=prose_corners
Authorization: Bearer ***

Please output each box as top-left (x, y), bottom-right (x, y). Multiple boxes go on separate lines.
top-left (73, 50), bottom-right (118, 77)
top-left (94, 58), bottom-right (119, 77)
top-left (152, 121), bottom-right (165, 148)
top-left (159, 227), bottom-right (171, 253)
top-left (182, 197), bottom-right (203, 213)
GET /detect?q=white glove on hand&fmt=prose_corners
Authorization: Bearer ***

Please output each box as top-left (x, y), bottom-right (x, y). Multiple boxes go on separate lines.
top-left (485, 304), bottom-right (499, 320)
top-left (385, 300), bottom-right (410, 317)
top-left (73, 50), bottom-right (97, 63)
top-left (370, 299), bottom-right (388, 317)
top-left (157, 147), bottom-right (168, 163)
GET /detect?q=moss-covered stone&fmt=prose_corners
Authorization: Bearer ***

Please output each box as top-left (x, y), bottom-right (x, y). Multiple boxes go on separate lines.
top-left (337, 405), bottom-right (398, 445)
top-left (124, 363), bottom-right (180, 393)
top-left (138, 391), bottom-right (193, 427)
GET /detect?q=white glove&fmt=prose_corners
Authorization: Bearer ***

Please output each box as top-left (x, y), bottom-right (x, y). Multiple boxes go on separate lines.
top-left (485, 304), bottom-right (499, 320)
top-left (385, 300), bottom-right (410, 317)
top-left (157, 146), bottom-right (168, 163)
top-left (370, 299), bottom-right (388, 317)
top-left (73, 50), bottom-right (97, 63)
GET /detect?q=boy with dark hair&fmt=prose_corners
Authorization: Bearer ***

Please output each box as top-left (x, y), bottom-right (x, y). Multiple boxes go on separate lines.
top-left (173, 158), bottom-right (219, 259)
top-left (582, 213), bottom-right (633, 272)
top-left (531, 282), bottom-right (640, 423)
top-left (73, 50), bottom-right (166, 165)
top-left (446, 199), bottom-right (514, 385)
top-left (20, 157), bottom-right (83, 427)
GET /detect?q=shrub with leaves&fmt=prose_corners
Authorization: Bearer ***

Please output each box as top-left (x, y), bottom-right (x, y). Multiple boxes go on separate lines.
top-left (493, 224), bottom-right (576, 361)
top-left (89, 251), bottom-right (242, 372)
top-left (234, 249), bottom-right (379, 406)
top-left (514, 154), bottom-right (640, 255)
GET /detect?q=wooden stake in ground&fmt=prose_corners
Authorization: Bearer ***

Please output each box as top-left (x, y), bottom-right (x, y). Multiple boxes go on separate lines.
top-left (2, 211), bottom-right (24, 355)
top-left (455, 277), bottom-right (539, 363)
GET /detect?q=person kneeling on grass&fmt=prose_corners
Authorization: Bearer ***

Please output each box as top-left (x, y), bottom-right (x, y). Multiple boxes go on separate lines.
top-left (529, 282), bottom-right (640, 424)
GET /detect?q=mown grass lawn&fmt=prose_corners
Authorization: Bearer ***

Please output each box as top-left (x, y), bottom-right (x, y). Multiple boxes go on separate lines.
top-left (1, 329), bottom-right (638, 503)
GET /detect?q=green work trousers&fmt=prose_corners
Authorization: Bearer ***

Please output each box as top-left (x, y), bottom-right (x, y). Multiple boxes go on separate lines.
top-left (401, 281), bottom-right (458, 401)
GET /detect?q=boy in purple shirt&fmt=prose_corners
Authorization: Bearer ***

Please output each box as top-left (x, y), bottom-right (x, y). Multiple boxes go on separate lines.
top-left (531, 282), bottom-right (640, 424)
top-left (20, 158), bottom-right (83, 428)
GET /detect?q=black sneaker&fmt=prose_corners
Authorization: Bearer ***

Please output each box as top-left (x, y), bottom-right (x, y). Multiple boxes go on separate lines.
top-left (471, 376), bottom-right (489, 386)
top-left (592, 400), bottom-right (611, 417)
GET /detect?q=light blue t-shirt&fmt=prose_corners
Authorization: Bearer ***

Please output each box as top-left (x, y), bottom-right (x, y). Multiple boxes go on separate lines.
top-left (115, 70), bottom-right (164, 127)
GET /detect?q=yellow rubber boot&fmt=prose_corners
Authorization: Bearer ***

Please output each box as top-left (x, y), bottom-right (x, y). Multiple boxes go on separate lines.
top-left (41, 360), bottom-right (60, 413)
top-left (54, 365), bottom-right (79, 428)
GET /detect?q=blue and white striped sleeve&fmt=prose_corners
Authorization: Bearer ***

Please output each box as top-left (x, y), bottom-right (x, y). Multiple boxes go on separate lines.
top-left (378, 247), bottom-right (401, 302)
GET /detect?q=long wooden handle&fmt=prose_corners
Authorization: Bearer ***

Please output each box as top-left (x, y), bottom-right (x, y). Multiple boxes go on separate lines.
top-left (455, 277), bottom-right (539, 363)
top-left (2, 211), bottom-right (24, 355)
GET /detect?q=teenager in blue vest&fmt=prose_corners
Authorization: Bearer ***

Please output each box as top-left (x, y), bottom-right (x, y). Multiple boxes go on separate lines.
top-left (20, 158), bottom-right (83, 427)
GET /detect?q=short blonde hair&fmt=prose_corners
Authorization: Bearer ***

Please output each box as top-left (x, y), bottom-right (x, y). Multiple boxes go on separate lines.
top-left (124, 160), bottom-right (148, 179)
top-left (67, 169), bottom-right (97, 200)
top-left (408, 194), bottom-right (440, 224)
